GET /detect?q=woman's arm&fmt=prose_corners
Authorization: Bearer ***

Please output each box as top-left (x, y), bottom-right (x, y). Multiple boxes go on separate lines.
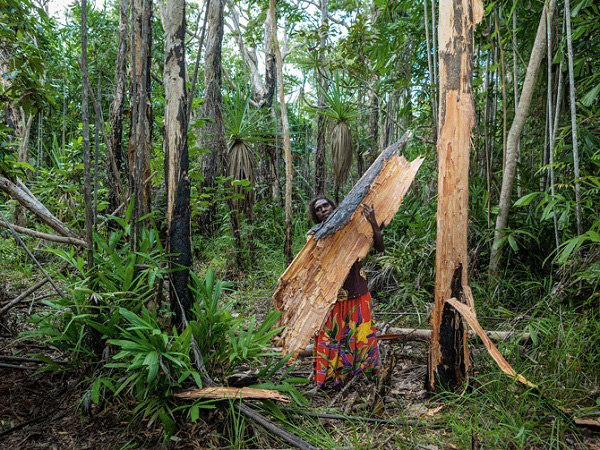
top-left (363, 205), bottom-right (384, 252)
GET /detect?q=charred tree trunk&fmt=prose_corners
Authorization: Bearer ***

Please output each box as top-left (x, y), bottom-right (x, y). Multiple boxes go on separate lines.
top-left (129, 0), bottom-right (153, 243)
top-left (108, 0), bottom-right (129, 215)
top-left (163, 0), bottom-right (191, 322)
top-left (489, 0), bottom-right (556, 276)
top-left (427, 0), bottom-right (483, 392)
top-left (199, 0), bottom-right (227, 234)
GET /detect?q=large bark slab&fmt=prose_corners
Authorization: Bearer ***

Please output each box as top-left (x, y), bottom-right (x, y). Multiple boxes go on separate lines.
top-left (273, 133), bottom-right (422, 360)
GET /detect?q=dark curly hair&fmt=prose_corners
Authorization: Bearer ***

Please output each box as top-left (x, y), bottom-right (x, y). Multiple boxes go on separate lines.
top-left (308, 196), bottom-right (336, 224)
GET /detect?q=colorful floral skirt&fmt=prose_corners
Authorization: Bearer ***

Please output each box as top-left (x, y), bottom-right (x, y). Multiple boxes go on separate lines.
top-left (313, 292), bottom-right (381, 388)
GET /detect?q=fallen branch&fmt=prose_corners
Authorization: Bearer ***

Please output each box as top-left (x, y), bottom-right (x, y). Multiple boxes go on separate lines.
top-left (0, 211), bottom-right (67, 299)
top-left (0, 278), bottom-right (48, 316)
top-left (175, 386), bottom-right (290, 403)
top-left (0, 221), bottom-right (87, 247)
top-left (0, 176), bottom-right (77, 237)
top-left (446, 298), bottom-right (536, 388)
top-left (0, 362), bottom-right (35, 370)
top-left (0, 355), bottom-right (68, 365)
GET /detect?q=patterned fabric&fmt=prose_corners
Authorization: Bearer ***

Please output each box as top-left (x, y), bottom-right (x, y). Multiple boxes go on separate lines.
top-left (313, 292), bottom-right (380, 388)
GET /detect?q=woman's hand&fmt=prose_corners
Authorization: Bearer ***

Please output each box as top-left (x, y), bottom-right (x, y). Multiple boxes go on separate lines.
top-left (363, 205), bottom-right (384, 252)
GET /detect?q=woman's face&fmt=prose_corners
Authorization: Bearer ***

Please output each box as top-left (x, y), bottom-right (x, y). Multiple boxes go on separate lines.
top-left (314, 199), bottom-right (334, 223)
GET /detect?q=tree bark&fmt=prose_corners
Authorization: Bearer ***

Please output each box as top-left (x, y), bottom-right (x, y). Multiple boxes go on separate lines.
top-left (129, 0), bottom-right (153, 241)
top-left (512, 4), bottom-right (522, 197)
top-left (269, 0), bottom-right (293, 265)
top-left (198, 0), bottom-right (227, 233)
top-left (108, 0), bottom-right (129, 215)
top-left (313, 0), bottom-right (328, 197)
top-left (489, 0), bottom-right (556, 277)
top-left (564, 0), bottom-right (583, 236)
top-left (427, 0), bottom-right (483, 392)
top-left (163, 0), bottom-right (191, 322)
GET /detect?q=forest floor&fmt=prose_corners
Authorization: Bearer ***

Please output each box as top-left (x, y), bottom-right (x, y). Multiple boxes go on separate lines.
top-left (1, 273), bottom-right (599, 449)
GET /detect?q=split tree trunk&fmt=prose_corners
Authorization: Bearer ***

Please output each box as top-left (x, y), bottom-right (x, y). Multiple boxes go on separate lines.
top-left (164, 0), bottom-right (192, 322)
top-left (489, 0), bottom-right (556, 277)
top-left (269, 0), bottom-right (293, 265)
top-left (427, 0), bottom-right (483, 392)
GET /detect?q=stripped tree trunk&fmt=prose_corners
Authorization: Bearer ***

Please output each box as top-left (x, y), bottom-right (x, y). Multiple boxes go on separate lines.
top-left (164, 0), bottom-right (191, 323)
top-left (314, 0), bottom-right (328, 196)
top-left (129, 0), bottom-right (153, 242)
top-left (269, 0), bottom-right (293, 264)
top-left (199, 0), bottom-right (227, 233)
top-left (108, 0), bottom-right (128, 215)
top-left (81, 0), bottom-right (94, 267)
top-left (489, 0), bottom-right (556, 276)
top-left (427, 0), bottom-right (483, 392)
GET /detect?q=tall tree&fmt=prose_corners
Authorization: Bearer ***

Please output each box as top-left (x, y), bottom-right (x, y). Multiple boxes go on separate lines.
top-left (313, 0), bottom-right (328, 196)
top-left (199, 0), bottom-right (227, 232)
top-left (428, 0), bottom-right (483, 391)
top-left (129, 0), bottom-right (153, 241)
top-left (489, 0), bottom-right (556, 276)
top-left (81, 0), bottom-right (94, 267)
top-left (269, 0), bottom-right (293, 264)
top-left (163, 0), bottom-right (191, 322)
top-left (565, 0), bottom-right (583, 236)
top-left (107, 0), bottom-right (128, 215)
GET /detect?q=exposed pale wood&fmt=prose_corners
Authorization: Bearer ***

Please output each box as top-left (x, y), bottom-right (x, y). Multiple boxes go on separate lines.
top-left (174, 386), bottom-right (290, 402)
top-left (273, 139), bottom-right (423, 361)
top-left (0, 221), bottom-right (87, 247)
top-left (0, 176), bottom-right (76, 238)
top-left (447, 298), bottom-right (536, 388)
top-left (427, 0), bottom-right (483, 392)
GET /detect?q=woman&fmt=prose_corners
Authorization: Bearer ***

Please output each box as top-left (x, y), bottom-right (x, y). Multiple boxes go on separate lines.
top-left (308, 196), bottom-right (383, 388)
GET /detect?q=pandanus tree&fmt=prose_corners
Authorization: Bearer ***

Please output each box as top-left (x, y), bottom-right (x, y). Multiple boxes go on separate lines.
top-left (317, 74), bottom-right (359, 203)
top-left (224, 90), bottom-right (272, 216)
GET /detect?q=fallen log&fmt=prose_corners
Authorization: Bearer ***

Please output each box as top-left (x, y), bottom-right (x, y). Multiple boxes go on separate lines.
top-left (270, 327), bottom-right (531, 358)
top-left (274, 132), bottom-right (423, 360)
top-left (175, 386), bottom-right (289, 403)
top-left (0, 221), bottom-right (87, 247)
top-left (0, 176), bottom-right (77, 238)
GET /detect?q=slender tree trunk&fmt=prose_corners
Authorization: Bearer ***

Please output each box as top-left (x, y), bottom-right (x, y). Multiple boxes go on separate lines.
top-left (489, 0), bottom-right (556, 277)
top-left (108, 0), bottom-right (128, 215)
top-left (546, 8), bottom-right (560, 250)
top-left (513, 5), bottom-right (521, 197)
top-left (164, 0), bottom-right (191, 323)
top-left (431, 0), bottom-right (438, 113)
top-left (428, 0), bottom-right (483, 392)
top-left (15, 112), bottom-right (34, 227)
top-left (199, 0), bottom-right (227, 233)
top-left (423, 0), bottom-right (438, 140)
top-left (564, 0), bottom-right (583, 236)
top-left (129, 0), bottom-right (153, 243)
top-left (269, 0), bottom-right (293, 264)
top-left (495, 9), bottom-right (508, 171)
top-left (314, 0), bottom-right (328, 196)
top-left (81, 0), bottom-right (94, 267)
